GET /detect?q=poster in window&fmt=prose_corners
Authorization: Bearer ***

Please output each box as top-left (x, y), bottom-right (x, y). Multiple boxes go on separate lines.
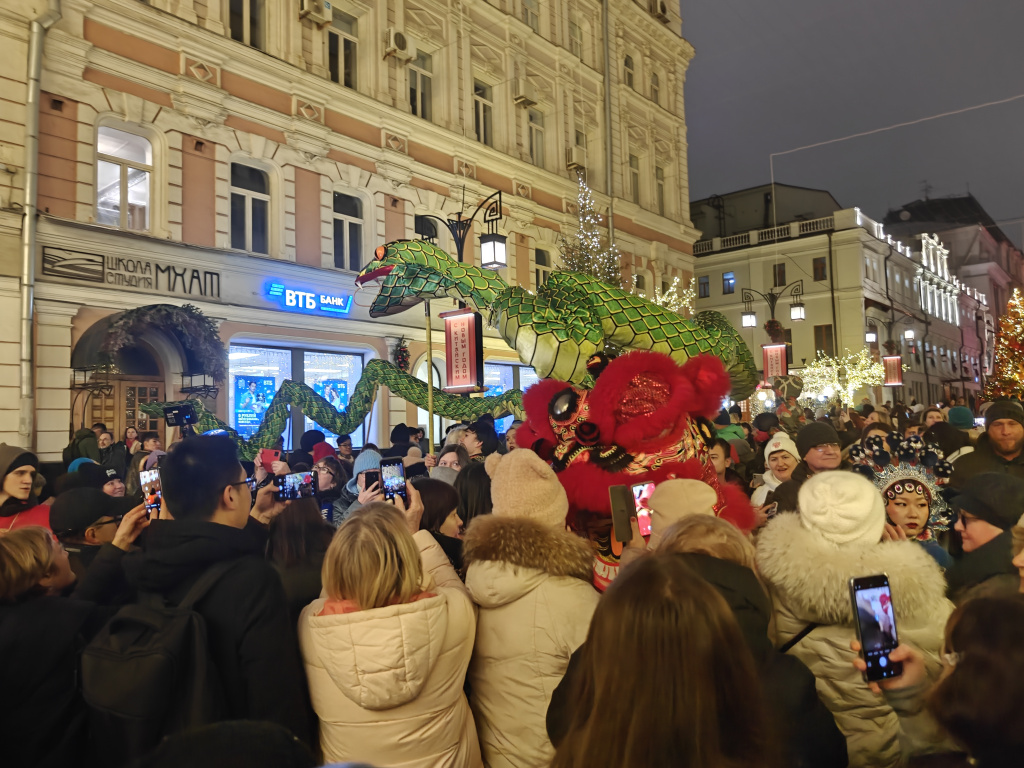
top-left (306, 378), bottom-right (350, 445)
top-left (234, 376), bottom-right (276, 439)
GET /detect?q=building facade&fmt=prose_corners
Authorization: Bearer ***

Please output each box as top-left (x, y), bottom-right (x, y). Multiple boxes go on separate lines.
top-left (691, 199), bottom-right (994, 407)
top-left (0, 0), bottom-right (698, 459)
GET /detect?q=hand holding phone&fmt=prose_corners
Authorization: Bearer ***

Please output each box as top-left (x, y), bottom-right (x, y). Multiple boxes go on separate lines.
top-left (139, 468), bottom-right (162, 518)
top-left (259, 449), bottom-right (281, 469)
top-left (379, 457), bottom-right (407, 503)
top-left (630, 482), bottom-right (655, 537)
top-left (274, 471), bottom-right (318, 501)
top-left (850, 574), bottom-right (903, 682)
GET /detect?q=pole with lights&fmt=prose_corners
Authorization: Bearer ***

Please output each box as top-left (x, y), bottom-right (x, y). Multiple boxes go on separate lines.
top-left (740, 279), bottom-right (806, 327)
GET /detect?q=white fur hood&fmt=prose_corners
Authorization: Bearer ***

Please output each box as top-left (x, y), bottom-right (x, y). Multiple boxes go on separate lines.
top-left (756, 512), bottom-right (948, 626)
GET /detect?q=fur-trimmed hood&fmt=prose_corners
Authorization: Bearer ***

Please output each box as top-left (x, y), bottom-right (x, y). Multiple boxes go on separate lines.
top-left (462, 515), bottom-right (594, 608)
top-left (756, 512), bottom-right (948, 626)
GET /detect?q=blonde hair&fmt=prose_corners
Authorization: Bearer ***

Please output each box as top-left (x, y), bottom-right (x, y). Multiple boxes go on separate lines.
top-left (445, 426), bottom-right (467, 448)
top-left (322, 502), bottom-right (423, 610)
top-left (656, 515), bottom-right (756, 570)
top-left (0, 526), bottom-right (56, 603)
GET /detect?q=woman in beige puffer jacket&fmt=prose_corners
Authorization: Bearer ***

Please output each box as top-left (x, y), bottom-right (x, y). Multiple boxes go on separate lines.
top-left (299, 501), bottom-right (481, 768)
top-left (462, 451), bottom-right (600, 768)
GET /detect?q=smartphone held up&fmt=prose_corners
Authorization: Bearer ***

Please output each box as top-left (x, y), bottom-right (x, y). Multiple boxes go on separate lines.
top-left (379, 457), bottom-right (407, 503)
top-left (850, 574), bottom-right (903, 682)
top-left (274, 471), bottom-right (318, 501)
top-left (139, 468), bottom-right (162, 518)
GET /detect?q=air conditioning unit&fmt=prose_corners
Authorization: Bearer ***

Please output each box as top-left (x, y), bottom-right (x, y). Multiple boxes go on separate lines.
top-left (513, 77), bottom-right (537, 107)
top-left (385, 27), bottom-right (416, 61)
top-left (300, 0), bottom-right (332, 27)
top-left (565, 145), bottom-right (586, 172)
top-left (650, 0), bottom-right (670, 22)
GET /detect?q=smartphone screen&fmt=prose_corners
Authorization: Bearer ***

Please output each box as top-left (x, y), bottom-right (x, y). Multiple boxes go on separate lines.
top-left (139, 468), bottom-right (162, 518)
top-left (608, 485), bottom-right (634, 544)
top-left (380, 458), bottom-right (407, 502)
top-left (630, 482), bottom-right (655, 537)
top-left (363, 469), bottom-right (381, 492)
top-left (274, 471), bottom-right (317, 501)
top-left (850, 575), bottom-right (903, 682)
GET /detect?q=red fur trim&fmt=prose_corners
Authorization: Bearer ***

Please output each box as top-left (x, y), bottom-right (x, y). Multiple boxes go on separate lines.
top-left (559, 458), bottom-right (706, 519)
top-left (587, 351), bottom-right (696, 453)
top-left (679, 355), bottom-right (733, 418)
top-left (520, 378), bottom-right (569, 445)
top-left (717, 482), bottom-right (756, 533)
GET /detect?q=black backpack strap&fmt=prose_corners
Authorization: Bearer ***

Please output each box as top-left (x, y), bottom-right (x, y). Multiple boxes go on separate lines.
top-left (779, 622), bottom-right (819, 654)
top-left (177, 560), bottom-right (242, 610)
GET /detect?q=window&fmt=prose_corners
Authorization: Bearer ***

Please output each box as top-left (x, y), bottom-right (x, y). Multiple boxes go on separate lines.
top-left (813, 256), bottom-right (827, 282)
top-left (624, 55), bottom-right (634, 88)
top-left (575, 129), bottom-right (586, 149)
top-left (650, 73), bottom-right (660, 104)
top-left (773, 263), bottom-right (786, 287)
top-left (814, 324), bottom-right (835, 357)
top-left (635, 274), bottom-right (646, 291)
top-left (229, 0), bottom-right (263, 50)
top-left (484, 362), bottom-right (540, 433)
top-left (722, 271), bottom-right (735, 295)
top-left (328, 10), bottom-right (357, 89)
top-left (230, 345), bottom-right (292, 442)
top-left (535, 248), bottom-right (552, 288)
top-left (414, 214), bottom-right (438, 242)
top-left (629, 154), bottom-right (640, 204)
top-left (522, 0), bottom-right (539, 31)
top-left (698, 275), bottom-right (710, 298)
top-left (655, 166), bottom-right (666, 216)
top-left (661, 279), bottom-right (669, 295)
top-left (230, 162), bottom-right (269, 254)
top-left (473, 81), bottom-right (494, 146)
top-left (568, 17), bottom-right (583, 58)
top-left (528, 108), bottom-right (545, 167)
top-left (96, 126), bottom-right (152, 232)
top-left (303, 350), bottom-right (366, 448)
top-left (333, 192), bottom-right (363, 271)
top-left (409, 51), bottom-right (432, 121)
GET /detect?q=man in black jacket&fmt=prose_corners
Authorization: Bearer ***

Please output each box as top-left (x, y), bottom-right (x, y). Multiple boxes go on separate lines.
top-left (950, 401), bottom-right (1024, 489)
top-left (771, 421), bottom-right (849, 513)
top-left (122, 435), bottom-right (313, 747)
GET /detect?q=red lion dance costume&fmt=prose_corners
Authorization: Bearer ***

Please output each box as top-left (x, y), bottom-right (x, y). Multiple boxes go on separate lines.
top-left (516, 350), bottom-right (755, 589)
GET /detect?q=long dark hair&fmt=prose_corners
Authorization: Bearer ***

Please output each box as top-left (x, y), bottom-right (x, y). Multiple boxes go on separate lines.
top-left (928, 596), bottom-right (1024, 764)
top-left (453, 461), bottom-right (492, 524)
top-left (412, 478), bottom-right (460, 533)
top-left (551, 555), bottom-right (774, 768)
top-left (266, 498), bottom-right (334, 568)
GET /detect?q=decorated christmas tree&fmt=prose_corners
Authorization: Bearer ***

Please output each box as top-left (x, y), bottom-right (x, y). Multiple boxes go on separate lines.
top-left (557, 172), bottom-right (623, 288)
top-left (985, 288), bottom-right (1024, 399)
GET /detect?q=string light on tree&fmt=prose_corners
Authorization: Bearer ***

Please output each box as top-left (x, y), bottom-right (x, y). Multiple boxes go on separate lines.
top-left (985, 288), bottom-right (1024, 399)
top-left (630, 275), bottom-right (696, 315)
top-left (557, 171), bottom-right (623, 288)
top-left (799, 348), bottom-right (886, 404)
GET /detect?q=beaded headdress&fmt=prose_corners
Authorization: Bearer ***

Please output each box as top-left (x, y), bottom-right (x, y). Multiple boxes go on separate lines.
top-left (849, 434), bottom-right (953, 537)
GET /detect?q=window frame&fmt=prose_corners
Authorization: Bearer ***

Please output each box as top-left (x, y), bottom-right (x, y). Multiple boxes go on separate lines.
top-left (228, 0), bottom-right (264, 50)
top-left (327, 9), bottom-right (358, 89)
top-left (650, 72), bottom-right (660, 104)
top-left (772, 263), bottom-right (786, 288)
top-left (528, 107), bottom-right (545, 168)
top-left (628, 154), bottom-right (640, 204)
top-left (230, 161), bottom-right (271, 255)
top-left (95, 124), bottom-right (155, 233)
top-left (409, 51), bottom-right (433, 121)
top-left (624, 55), bottom-right (635, 88)
top-left (655, 165), bottom-right (666, 216)
top-left (722, 271), bottom-right (736, 295)
top-left (698, 275), bottom-right (710, 299)
top-left (522, 0), bottom-right (540, 32)
top-left (814, 324), bottom-right (835, 357)
top-left (568, 17), bottom-right (583, 58)
top-left (473, 80), bottom-right (494, 146)
top-left (813, 256), bottom-right (827, 282)
top-left (332, 191), bottom-right (364, 272)
top-left (534, 247), bottom-right (553, 290)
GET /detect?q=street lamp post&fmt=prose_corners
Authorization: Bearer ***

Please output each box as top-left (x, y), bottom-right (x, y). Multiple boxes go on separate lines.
top-left (740, 279), bottom-right (806, 325)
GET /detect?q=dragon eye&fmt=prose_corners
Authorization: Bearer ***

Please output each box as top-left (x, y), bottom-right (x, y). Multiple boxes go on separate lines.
top-left (549, 389), bottom-right (579, 422)
top-left (375, 245), bottom-right (386, 260)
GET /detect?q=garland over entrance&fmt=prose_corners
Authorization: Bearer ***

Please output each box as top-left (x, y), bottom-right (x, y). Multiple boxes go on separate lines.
top-left (100, 304), bottom-right (227, 381)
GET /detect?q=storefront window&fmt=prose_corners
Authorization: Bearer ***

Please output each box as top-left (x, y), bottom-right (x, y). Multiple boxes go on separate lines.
top-left (303, 350), bottom-right (365, 448)
top-left (229, 345), bottom-right (292, 442)
top-left (484, 362), bottom-right (539, 434)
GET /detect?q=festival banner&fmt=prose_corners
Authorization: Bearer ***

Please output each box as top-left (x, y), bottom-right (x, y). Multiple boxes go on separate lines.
top-left (762, 343), bottom-right (788, 379)
top-left (882, 355), bottom-right (904, 387)
top-left (441, 309), bottom-right (484, 393)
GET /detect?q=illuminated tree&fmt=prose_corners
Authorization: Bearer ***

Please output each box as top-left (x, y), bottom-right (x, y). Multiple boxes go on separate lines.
top-left (557, 172), bottom-right (623, 288)
top-left (630, 275), bottom-right (696, 316)
top-left (800, 348), bottom-right (886, 405)
top-left (986, 288), bottom-right (1024, 399)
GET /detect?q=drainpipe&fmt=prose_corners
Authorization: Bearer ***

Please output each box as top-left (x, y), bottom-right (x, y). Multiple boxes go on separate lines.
top-left (19, 1), bottom-right (62, 450)
top-left (826, 231), bottom-right (838, 352)
top-left (601, 0), bottom-right (615, 241)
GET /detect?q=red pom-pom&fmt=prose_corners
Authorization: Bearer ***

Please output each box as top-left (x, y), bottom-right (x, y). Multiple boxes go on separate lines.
top-left (679, 355), bottom-right (732, 418)
top-left (716, 482), bottom-right (756, 533)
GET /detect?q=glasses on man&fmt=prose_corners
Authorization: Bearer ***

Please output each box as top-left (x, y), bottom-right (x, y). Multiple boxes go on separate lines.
top-left (812, 442), bottom-right (841, 453)
top-left (228, 478), bottom-right (259, 493)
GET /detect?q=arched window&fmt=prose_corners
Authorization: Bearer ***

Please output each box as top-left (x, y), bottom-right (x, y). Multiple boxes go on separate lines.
top-left (624, 56), bottom-right (634, 88)
top-left (96, 126), bottom-right (153, 232)
top-left (650, 72), bottom-right (660, 104)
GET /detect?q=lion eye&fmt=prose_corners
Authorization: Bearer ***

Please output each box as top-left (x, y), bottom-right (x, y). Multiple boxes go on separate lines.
top-left (549, 389), bottom-right (579, 422)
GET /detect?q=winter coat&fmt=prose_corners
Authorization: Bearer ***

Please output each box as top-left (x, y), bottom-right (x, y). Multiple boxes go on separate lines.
top-left (462, 515), bottom-right (600, 768)
top-left (299, 530), bottom-right (481, 768)
top-left (0, 444), bottom-right (48, 531)
top-left (750, 469), bottom-right (785, 506)
top-left (716, 423), bottom-right (747, 443)
top-left (122, 517), bottom-right (314, 747)
top-left (67, 428), bottom-right (101, 464)
top-left (946, 529), bottom-right (1019, 606)
top-left (949, 434), bottom-right (1024, 490)
top-left (273, 551), bottom-right (326, 626)
top-left (331, 486), bottom-right (361, 524)
top-left (547, 552), bottom-right (848, 768)
top-left (100, 441), bottom-right (128, 476)
top-left (756, 513), bottom-right (954, 768)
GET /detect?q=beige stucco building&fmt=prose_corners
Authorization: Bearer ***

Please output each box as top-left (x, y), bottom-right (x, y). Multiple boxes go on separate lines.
top-left (0, 0), bottom-right (698, 459)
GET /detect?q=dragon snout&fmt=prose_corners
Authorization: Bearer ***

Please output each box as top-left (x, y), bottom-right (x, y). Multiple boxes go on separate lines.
top-left (355, 264), bottom-right (394, 287)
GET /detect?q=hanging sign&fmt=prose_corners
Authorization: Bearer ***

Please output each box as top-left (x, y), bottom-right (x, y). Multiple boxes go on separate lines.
top-left (441, 308), bottom-right (484, 393)
top-left (883, 355), bottom-right (904, 387)
top-left (762, 344), bottom-right (788, 379)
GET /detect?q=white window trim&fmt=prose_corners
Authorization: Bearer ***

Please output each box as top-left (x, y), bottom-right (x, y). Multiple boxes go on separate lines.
top-left (527, 106), bottom-right (546, 169)
top-left (227, 153), bottom-right (282, 258)
top-left (473, 78), bottom-right (495, 146)
top-left (533, 244), bottom-right (557, 290)
top-left (326, 10), bottom-right (359, 90)
top-left (94, 116), bottom-right (167, 237)
top-left (225, 0), bottom-right (265, 50)
top-left (331, 186), bottom-right (373, 272)
top-left (409, 50), bottom-right (434, 122)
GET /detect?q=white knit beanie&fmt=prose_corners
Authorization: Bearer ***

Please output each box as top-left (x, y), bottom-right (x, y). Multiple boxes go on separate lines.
top-left (763, 433), bottom-right (799, 465)
top-left (646, 479), bottom-right (717, 548)
top-left (485, 450), bottom-right (568, 528)
top-left (798, 470), bottom-right (885, 547)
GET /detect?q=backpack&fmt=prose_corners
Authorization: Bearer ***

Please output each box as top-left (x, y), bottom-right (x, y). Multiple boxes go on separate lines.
top-left (81, 560), bottom-right (238, 766)
top-left (62, 433), bottom-right (86, 467)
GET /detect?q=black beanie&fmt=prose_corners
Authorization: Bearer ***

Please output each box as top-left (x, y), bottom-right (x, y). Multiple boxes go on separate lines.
top-left (985, 401), bottom-right (1024, 430)
top-left (950, 472), bottom-right (1024, 531)
top-left (714, 409), bottom-right (732, 427)
top-left (795, 421), bottom-right (840, 459)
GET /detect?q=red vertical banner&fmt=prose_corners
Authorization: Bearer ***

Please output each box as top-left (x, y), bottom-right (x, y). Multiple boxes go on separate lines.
top-left (442, 309), bottom-right (484, 393)
top-left (883, 355), bottom-right (903, 386)
top-left (762, 344), bottom-right (788, 379)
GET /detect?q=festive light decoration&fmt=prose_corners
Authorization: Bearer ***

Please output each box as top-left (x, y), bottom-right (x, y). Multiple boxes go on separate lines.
top-left (393, 337), bottom-right (411, 372)
top-left (630, 275), bottom-right (696, 315)
top-left (985, 288), bottom-right (1024, 399)
top-left (799, 348), bottom-right (886, 404)
top-left (557, 171), bottom-right (623, 288)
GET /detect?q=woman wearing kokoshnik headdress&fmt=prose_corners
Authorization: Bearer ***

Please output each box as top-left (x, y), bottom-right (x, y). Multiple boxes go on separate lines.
top-left (850, 434), bottom-right (954, 569)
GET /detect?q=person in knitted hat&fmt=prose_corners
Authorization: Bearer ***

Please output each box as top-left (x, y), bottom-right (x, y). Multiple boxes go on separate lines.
top-left (770, 421), bottom-right (848, 514)
top-left (0, 444), bottom-right (50, 532)
top-left (950, 401), bottom-right (1024, 490)
top-left (462, 449), bottom-right (598, 768)
top-left (946, 472), bottom-right (1024, 605)
top-left (331, 449), bottom-right (382, 524)
top-left (947, 405), bottom-right (976, 432)
top-left (756, 470), bottom-right (952, 767)
top-left (750, 433), bottom-right (799, 508)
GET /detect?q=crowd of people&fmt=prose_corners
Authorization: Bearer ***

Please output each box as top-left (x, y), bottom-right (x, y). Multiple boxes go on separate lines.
top-left (3, 394), bottom-right (1024, 768)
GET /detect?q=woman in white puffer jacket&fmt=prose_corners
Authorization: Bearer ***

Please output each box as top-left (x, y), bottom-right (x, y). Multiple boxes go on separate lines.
top-left (299, 492), bottom-right (481, 768)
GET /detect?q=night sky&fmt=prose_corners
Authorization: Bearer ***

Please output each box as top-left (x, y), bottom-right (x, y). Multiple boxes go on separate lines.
top-left (682, 1), bottom-right (1024, 246)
